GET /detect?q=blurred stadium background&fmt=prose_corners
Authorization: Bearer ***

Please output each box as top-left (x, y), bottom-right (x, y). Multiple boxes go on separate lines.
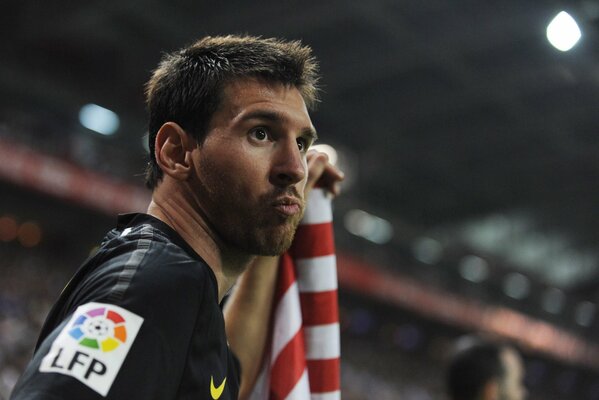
top-left (2, 1), bottom-right (599, 398)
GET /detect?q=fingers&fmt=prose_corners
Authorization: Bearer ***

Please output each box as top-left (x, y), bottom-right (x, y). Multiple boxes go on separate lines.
top-left (305, 150), bottom-right (345, 197)
top-left (322, 162), bottom-right (345, 196)
top-left (305, 151), bottom-right (328, 193)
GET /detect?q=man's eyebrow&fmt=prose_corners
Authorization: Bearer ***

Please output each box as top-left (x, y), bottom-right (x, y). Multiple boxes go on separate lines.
top-left (302, 127), bottom-right (319, 142)
top-left (240, 110), bottom-right (318, 141)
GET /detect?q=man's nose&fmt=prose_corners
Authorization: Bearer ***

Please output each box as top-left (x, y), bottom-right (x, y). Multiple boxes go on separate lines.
top-left (270, 139), bottom-right (306, 187)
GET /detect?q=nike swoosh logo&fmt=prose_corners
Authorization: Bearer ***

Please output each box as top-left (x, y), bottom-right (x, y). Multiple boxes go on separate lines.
top-left (210, 376), bottom-right (227, 399)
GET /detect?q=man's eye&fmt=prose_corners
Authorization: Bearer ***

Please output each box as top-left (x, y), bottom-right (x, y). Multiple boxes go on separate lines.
top-left (250, 128), bottom-right (268, 141)
top-left (297, 137), bottom-right (308, 152)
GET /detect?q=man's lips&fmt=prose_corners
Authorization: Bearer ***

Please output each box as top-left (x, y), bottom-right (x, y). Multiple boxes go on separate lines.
top-left (272, 196), bottom-right (302, 216)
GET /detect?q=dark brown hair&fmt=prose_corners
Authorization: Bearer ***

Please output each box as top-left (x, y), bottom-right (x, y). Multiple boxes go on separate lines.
top-left (144, 35), bottom-right (320, 188)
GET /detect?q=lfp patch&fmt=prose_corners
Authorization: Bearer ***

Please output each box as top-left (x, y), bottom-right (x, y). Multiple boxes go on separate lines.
top-left (40, 302), bottom-right (144, 396)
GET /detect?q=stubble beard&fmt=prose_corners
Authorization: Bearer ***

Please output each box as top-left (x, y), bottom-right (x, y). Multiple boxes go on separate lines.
top-left (233, 206), bottom-right (305, 256)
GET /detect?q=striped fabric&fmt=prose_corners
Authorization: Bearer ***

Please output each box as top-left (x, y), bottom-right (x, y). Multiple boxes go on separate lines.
top-left (249, 188), bottom-right (341, 400)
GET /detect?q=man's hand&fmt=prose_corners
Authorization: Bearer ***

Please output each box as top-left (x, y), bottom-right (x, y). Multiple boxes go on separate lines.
top-left (305, 149), bottom-right (345, 198)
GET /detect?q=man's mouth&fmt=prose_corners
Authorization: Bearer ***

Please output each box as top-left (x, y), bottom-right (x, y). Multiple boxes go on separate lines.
top-left (272, 196), bottom-right (302, 217)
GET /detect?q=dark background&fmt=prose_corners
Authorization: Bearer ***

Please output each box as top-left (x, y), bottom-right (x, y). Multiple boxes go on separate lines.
top-left (2, 1), bottom-right (599, 398)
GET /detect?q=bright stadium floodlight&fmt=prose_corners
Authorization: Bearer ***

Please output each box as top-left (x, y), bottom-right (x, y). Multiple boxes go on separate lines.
top-left (79, 103), bottom-right (120, 135)
top-left (546, 11), bottom-right (582, 52)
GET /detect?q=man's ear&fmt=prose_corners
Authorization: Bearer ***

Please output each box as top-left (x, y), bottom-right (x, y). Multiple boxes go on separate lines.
top-left (481, 379), bottom-right (499, 400)
top-left (154, 122), bottom-right (194, 181)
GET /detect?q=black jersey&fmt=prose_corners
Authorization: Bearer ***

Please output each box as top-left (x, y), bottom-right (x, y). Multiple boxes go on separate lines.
top-left (11, 213), bottom-right (240, 400)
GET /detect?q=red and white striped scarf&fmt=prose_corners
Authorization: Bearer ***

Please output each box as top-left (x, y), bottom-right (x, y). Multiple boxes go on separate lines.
top-left (249, 188), bottom-right (341, 400)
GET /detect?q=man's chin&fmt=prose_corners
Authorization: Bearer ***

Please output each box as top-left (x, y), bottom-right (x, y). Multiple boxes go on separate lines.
top-left (252, 223), bottom-right (298, 256)
top-left (256, 233), bottom-right (295, 256)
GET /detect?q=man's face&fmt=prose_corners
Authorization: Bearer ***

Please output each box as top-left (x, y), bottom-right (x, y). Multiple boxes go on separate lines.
top-left (189, 78), bottom-right (316, 257)
top-left (499, 348), bottom-right (527, 400)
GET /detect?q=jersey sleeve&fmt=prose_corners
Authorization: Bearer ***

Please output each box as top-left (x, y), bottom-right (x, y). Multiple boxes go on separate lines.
top-left (10, 241), bottom-right (207, 400)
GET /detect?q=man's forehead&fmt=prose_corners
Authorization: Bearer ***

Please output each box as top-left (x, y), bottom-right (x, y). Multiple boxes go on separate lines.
top-left (219, 78), bottom-right (312, 125)
top-left (222, 78), bottom-right (304, 107)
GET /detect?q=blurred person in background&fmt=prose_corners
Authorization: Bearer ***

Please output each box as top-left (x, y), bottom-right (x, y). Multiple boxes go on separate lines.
top-left (446, 337), bottom-right (527, 400)
top-left (10, 35), bottom-right (343, 400)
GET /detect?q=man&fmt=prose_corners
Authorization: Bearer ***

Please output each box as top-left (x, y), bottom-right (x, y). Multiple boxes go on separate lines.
top-left (11, 35), bottom-right (343, 399)
top-left (446, 337), bottom-right (527, 400)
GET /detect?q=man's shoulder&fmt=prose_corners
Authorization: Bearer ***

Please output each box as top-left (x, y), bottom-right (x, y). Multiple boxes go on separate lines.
top-left (100, 219), bottom-right (209, 276)
top-left (33, 219), bottom-right (218, 355)
top-left (60, 219), bottom-right (216, 315)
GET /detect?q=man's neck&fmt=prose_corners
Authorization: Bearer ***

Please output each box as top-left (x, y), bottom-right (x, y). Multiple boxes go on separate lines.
top-left (147, 179), bottom-right (253, 301)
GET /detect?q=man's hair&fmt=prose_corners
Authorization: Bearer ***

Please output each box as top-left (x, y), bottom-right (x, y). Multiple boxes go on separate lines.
top-left (447, 340), bottom-right (505, 400)
top-left (144, 35), bottom-right (320, 189)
